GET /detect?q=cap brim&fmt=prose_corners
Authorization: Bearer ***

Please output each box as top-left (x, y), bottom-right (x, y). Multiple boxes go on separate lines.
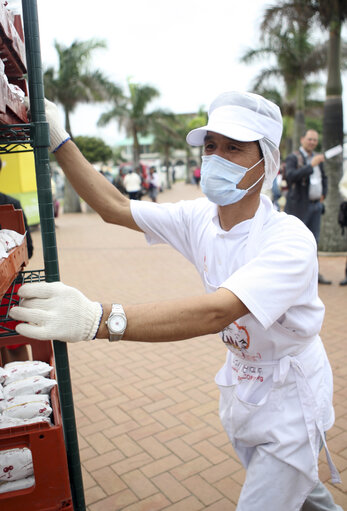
top-left (186, 123), bottom-right (264, 146)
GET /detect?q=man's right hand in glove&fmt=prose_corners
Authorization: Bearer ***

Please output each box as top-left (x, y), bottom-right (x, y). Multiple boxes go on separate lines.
top-left (44, 99), bottom-right (71, 153)
top-left (24, 97), bottom-right (70, 153)
top-left (9, 281), bottom-right (103, 343)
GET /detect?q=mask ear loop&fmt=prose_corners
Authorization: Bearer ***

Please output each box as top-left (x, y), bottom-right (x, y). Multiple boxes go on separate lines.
top-left (245, 172), bottom-right (265, 193)
top-left (238, 157), bottom-right (265, 194)
top-left (247, 157), bottom-right (264, 172)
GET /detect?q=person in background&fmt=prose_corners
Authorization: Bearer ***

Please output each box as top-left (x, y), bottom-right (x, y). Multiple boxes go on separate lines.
top-left (0, 157), bottom-right (33, 364)
top-left (284, 129), bottom-right (331, 285)
top-left (338, 166), bottom-right (347, 286)
top-left (193, 165), bottom-right (201, 186)
top-left (271, 169), bottom-right (282, 211)
top-left (171, 166), bottom-right (176, 184)
top-left (10, 93), bottom-right (342, 510)
top-left (123, 168), bottom-right (141, 200)
top-left (148, 166), bottom-right (160, 202)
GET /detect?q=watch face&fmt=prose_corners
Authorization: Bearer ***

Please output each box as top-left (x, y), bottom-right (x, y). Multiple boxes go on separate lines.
top-left (109, 314), bottom-right (126, 333)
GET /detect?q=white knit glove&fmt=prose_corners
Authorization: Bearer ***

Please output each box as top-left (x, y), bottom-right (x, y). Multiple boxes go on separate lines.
top-left (44, 99), bottom-right (71, 152)
top-left (9, 282), bottom-right (103, 343)
top-left (24, 97), bottom-right (70, 152)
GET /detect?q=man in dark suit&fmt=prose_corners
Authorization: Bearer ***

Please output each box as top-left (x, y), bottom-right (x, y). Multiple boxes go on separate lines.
top-left (285, 129), bottom-right (331, 284)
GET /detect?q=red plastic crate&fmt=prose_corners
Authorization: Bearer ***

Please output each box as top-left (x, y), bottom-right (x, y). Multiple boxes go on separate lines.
top-left (0, 204), bottom-right (28, 302)
top-left (0, 72), bottom-right (28, 125)
top-left (0, 336), bottom-right (73, 511)
top-left (0, 3), bottom-right (27, 77)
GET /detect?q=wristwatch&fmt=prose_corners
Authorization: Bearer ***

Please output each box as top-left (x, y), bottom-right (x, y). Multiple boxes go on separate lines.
top-left (106, 304), bottom-right (127, 342)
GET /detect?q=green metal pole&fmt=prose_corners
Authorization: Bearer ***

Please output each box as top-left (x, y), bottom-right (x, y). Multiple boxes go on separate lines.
top-left (21, 2), bottom-right (86, 510)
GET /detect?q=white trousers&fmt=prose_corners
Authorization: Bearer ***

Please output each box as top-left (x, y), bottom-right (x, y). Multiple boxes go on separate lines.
top-left (302, 481), bottom-right (343, 511)
top-left (236, 446), bottom-right (341, 511)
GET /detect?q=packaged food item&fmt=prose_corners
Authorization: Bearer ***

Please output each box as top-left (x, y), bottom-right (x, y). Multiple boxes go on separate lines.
top-left (5, 394), bottom-right (50, 406)
top-left (2, 360), bottom-right (53, 385)
top-left (0, 243), bottom-right (8, 259)
top-left (0, 447), bottom-right (33, 483)
top-left (3, 375), bottom-right (57, 399)
top-left (2, 399), bottom-right (52, 420)
top-left (0, 384), bottom-right (5, 412)
top-left (0, 229), bottom-right (25, 248)
top-left (0, 475), bottom-right (35, 493)
top-left (0, 232), bottom-right (16, 251)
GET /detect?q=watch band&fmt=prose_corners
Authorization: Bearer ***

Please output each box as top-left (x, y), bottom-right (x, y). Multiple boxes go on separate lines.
top-left (106, 304), bottom-right (127, 342)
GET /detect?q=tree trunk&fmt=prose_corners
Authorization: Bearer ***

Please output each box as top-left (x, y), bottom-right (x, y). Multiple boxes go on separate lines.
top-left (282, 114), bottom-right (293, 157)
top-left (285, 137), bottom-right (293, 156)
top-left (63, 109), bottom-right (82, 213)
top-left (292, 79), bottom-right (305, 150)
top-left (64, 108), bottom-right (72, 138)
top-left (63, 178), bottom-right (82, 213)
top-left (132, 129), bottom-right (141, 169)
top-left (319, 21), bottom-right (347, 252)
top-left (165, 147), bottom-right (171, 189)
top-left (185, 148), bottom-right (191, 184)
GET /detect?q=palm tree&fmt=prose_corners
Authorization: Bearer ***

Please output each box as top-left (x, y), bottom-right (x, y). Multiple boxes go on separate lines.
top-left (98, 80), bottom-right (167, 168)
top-left (310, 0), bottom-right (347, 251)
top-left (173, 110), bottom-right (208, 184)
top-left (44, 39), bottom-right (122, 212)
top-left (259, 0), bottom-right (347, 251)
top-left (151, 115), bottom-right (181, 189)
top-left (250, 0), bottom-right (347, 251)
top-left (241, 21), bottom-right (328, 152)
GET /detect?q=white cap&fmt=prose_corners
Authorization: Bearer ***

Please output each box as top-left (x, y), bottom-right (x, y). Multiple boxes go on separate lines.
top-left (186, 91), bottom-right (283, 148)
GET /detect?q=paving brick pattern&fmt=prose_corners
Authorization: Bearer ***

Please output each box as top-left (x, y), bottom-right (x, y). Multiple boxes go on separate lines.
top-left (27, 182), bottom-right (347, 510)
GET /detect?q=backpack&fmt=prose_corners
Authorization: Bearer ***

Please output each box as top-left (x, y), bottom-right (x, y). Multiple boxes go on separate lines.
top-left (338, 201), bottom-right (347, 234)
top-left (282, 150), bottom-right (304, 183)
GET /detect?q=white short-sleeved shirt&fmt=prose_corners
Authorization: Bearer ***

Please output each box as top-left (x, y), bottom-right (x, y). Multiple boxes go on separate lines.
top-left (131, 195), bottom-right (334, 432)
top-left (131, 194), bottom-right (324, 337)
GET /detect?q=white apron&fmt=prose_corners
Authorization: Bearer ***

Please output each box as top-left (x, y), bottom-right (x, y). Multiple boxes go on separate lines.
top-left (210, 200), bottom-right (340, 510)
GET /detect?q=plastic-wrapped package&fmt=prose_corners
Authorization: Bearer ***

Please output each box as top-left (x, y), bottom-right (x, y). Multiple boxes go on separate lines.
top-left (0, 232), bottom-right (16, 251)
top-left (2, 399), bottom-right (52, 420)
top-left (0, 242), bottom-right (8, 259)
top-left (2, 360), bottom-right (53, 385)
top-left (0, 447), bottom-right (33, 483)
top-left (0, 229), bottom-right (25, 247)
top-left (0, 475), bottom-right (35, 494)
top-left (5, 394), bottom-right (50, 406)
top-left (3, 375), bottom-right (57, 399)
top-left (0, 384), bottom-right (5, 412)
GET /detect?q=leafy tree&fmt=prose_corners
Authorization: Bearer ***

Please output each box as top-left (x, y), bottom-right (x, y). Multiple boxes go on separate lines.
top-left (173, 109), bottom-right (208, 183)
top-left (310, 0), bottom-right (347, 251)
top-left (113, 147), bottom-right (127, 165)
top-left (44, 39), bottom-right (122, 212)
top-left (258, 0), bottom-right (347, 251)
top-left (151, 116), bottom-right (180, 189)
top-left (98, 80), bottom-right (167, 168)
top-left (74, 136), bottom-right (113, 164)
top-left (241, 18), bottom-right (328, 151)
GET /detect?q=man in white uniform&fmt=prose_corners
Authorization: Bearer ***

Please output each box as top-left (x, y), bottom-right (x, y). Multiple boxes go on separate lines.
top-left (11, 92), bottom-right (342, 511)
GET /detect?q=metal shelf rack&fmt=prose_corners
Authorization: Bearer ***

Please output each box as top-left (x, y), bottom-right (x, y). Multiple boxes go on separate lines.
top-left (0, 1), bottom-right (86, 509)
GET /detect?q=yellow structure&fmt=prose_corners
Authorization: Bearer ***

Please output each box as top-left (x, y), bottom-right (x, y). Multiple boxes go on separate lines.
top-left (0, 145), bottom-right (39, 225)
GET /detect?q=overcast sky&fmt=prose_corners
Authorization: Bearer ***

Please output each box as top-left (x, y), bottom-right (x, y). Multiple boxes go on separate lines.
top-left (7, 0), bottom-right (347, 145)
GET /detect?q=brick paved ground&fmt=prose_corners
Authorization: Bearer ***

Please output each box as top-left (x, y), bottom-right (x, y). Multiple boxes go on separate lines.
top-left (27, 182), bottom-right (347, 510)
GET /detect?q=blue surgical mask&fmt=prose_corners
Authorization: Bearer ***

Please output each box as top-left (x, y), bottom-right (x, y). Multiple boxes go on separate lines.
top-left (200, 154), bottom-right (264, 206)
